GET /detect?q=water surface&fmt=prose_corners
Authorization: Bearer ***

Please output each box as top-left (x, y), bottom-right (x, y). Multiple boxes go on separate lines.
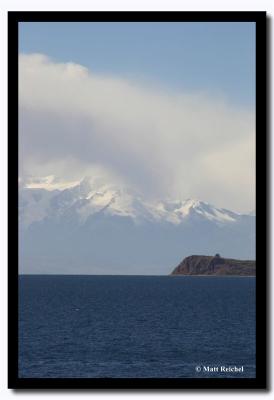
top-left (19, 275), bottom-right (256, 378)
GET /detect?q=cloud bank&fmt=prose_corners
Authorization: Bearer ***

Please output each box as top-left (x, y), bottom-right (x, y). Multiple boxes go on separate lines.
top-left (19, 53), bottom-right (255, 212)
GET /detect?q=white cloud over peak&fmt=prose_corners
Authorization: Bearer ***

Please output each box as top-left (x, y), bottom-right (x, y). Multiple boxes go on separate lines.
top-left (19, 53), bottom-right (255, 213)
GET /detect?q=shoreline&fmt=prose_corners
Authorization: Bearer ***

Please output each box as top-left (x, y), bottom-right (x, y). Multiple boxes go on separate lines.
top-left (19, 274), bottom-right (256, 277)
top-left (170, 274), bottom-right (255, 277)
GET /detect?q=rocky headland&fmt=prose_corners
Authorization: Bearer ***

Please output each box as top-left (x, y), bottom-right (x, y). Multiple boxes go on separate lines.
top-left (171, 254), bottom-right (256, 276)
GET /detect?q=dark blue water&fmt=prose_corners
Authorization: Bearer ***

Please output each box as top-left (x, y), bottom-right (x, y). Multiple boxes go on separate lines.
top-left (19, 275), bottom-right (256, 378)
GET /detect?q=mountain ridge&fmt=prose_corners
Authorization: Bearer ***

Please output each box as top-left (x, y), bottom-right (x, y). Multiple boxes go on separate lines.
top-left (19, 176), bottom-right (256, 274)
top-left (19, 175), bottom-right (254, 229)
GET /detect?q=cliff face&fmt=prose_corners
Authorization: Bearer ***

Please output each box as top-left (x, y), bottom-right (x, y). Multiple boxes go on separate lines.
top-left (171, 255), bottom-right (256, 276)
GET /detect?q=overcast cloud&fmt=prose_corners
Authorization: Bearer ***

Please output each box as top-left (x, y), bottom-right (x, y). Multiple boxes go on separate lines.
top-left (19, 53), bottom-right (255, 213)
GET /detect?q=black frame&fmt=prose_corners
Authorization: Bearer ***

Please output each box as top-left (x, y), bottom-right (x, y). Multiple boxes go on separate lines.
top-left (8, 11), bottom-right (267, 390)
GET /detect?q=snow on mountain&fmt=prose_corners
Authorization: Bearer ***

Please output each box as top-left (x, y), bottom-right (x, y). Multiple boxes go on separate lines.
top-left (20, 176), bottom-right (149, 227)
top-left (21, 175), bottom-right (81, 191)
top-left (19, 176), bottom-right (255, 274)
top-left (154, 198), bottom-right (239, 224)
top-left (19, 175), bottom-right (249, 229)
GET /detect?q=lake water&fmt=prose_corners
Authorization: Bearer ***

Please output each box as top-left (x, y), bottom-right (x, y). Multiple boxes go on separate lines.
top-left (19, 275), bottom-right (256, 378)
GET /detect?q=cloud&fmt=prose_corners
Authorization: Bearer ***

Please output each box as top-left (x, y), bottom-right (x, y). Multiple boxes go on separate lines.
top-left (19, 53), bottom-right (255, 212)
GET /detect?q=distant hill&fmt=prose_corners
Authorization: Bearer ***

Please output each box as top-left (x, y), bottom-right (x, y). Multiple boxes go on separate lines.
top-left (171, 254), bottom-right (256, 276)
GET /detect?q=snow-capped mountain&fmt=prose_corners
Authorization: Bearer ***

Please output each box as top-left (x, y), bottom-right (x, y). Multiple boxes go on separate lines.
top-left (19, 176), bottom-right (245, 228)
top-left (19, 176), bottom-right (255, 275)
top-left (152, 198), bottom-right (240, 225)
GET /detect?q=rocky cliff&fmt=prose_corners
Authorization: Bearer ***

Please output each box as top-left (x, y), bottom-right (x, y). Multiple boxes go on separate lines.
top-left (171, 254), bottom-right (256, 276)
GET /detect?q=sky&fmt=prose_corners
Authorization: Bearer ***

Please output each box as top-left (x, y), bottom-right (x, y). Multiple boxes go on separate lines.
top-left (19, 22), bottom-right (255, 213)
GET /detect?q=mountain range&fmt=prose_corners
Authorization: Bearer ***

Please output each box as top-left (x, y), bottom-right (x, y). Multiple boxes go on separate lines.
top-left (19, 176), bottom-right (255, 275)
